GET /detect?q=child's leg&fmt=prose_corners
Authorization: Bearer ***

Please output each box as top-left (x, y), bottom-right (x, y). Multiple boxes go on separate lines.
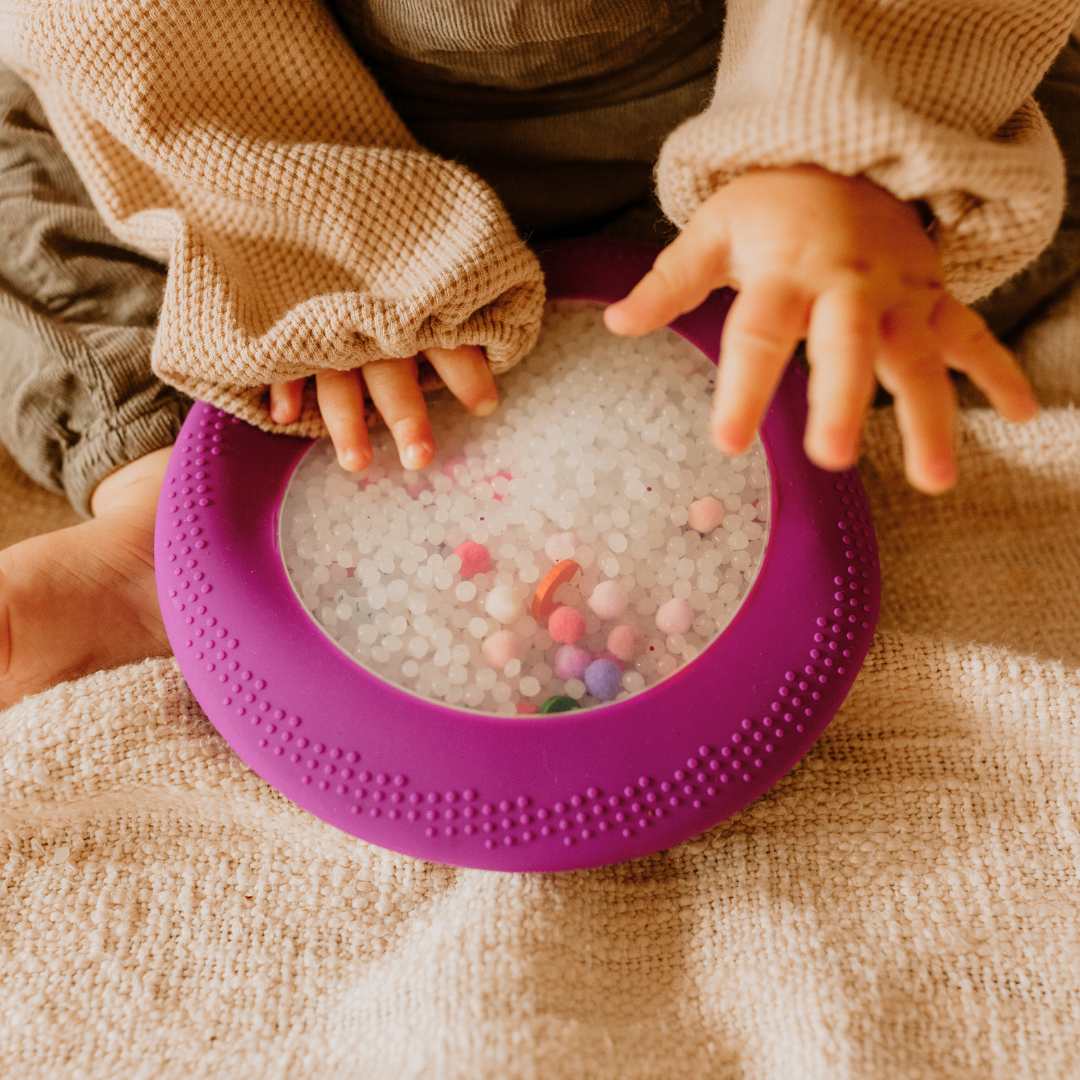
top-left (0, 65), bottom-right (182, 706)
top-left (0, 63), bottom-right (187, 514)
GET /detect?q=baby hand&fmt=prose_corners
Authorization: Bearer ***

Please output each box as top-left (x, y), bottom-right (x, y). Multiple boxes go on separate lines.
top-left (269, 344), bottom-right (498, 472)
top-left (604, 165), bottom-right (1038, 493)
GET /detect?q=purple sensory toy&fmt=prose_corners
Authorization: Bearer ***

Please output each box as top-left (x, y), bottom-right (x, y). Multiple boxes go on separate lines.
top-left (154, 238), bottom-right (881, 872)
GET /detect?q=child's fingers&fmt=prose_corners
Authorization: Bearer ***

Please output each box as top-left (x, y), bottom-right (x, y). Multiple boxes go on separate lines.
top-left (877, 309), bottom-right (957, 493)
top-left (711, 274), bottom-right (808, 454)
top-left (423, 344), bottom-right (498, 417)
top-left (604, 214), bottom-right (729, 336)
top-left (804, 286), bottom-right (879, 470)
top-left (315, 368), bottom-right (372, 472)
top-left (270, 378), bottom-right (306, 425)
top-left (362, 357), bottom-right (436, 471)
top-left (929, 294), bottom-right (1039, 422)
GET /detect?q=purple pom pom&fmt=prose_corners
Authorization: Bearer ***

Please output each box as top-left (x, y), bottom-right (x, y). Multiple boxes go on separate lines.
top-left (584, 659), bottom-right (622, 701)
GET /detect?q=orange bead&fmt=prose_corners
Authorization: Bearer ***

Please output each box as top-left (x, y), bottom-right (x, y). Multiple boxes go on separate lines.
top-left (531, 558), bottom-right (581, 624)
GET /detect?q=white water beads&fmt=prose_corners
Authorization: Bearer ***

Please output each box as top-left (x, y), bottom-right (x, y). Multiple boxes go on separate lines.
top-left (279, 302), bottom-right (771, 716)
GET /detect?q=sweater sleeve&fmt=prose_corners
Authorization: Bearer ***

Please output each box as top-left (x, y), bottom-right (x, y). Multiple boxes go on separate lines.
top-left (655, 0), bottom-right (1080, 303)
top-left (0, 0), bottom-right (545, 437)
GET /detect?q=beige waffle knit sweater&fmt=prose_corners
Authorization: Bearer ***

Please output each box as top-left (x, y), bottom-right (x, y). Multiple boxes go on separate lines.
top-left (1, 1), bottom-right (1078, 434)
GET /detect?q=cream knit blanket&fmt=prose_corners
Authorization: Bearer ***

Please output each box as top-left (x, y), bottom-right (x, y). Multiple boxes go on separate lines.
top-left (3, 394), bottom-right (1080, 1079)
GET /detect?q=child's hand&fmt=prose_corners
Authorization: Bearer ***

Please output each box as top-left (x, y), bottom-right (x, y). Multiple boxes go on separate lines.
top-left (604, 165), bottom-right (1039, 493)
top-left (269, 344), bottom-right (498, 472)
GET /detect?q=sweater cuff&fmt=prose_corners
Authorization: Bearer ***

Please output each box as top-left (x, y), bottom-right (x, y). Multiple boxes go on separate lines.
top-left (655, 94), bottom-right (1066, 303)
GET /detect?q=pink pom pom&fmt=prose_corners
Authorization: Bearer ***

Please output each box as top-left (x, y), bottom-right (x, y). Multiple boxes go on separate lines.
top-left (548, 605), bottom-right (586, 644)
top-left (481, 629), bottom-right (521, 668)
top-left (655, 597), bottom-right (694, 635)
top-left (607, 624), bottom-right (646, 662)
top-left (516, 701), bottom-right (539, 715)
top-left (554, 645), bottom-right (592, 682)
top-left (686, 496), bottom-right (725, 533)
top-left (454, 540), bottom-right (491, 579)
top-left (587, 580), bottom-right (629, 621)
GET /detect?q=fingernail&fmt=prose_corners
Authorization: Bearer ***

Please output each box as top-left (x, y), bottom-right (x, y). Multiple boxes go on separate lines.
top-left (923, 458), bottom-right (956, 492)
top-left (474, 397), bottom-right (498, 417)
top-left (603, 304), bottom-right (628, 332)
top-left (403, 443), bottom-right (428, 470)
top-left (711, 418), bottom-right (750, 456)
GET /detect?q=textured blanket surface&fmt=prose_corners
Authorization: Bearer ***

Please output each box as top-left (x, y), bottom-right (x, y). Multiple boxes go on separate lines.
top-left (2, 401), bottom-right (1080, 1079)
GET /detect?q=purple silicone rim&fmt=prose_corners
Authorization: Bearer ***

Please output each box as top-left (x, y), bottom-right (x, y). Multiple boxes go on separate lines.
top-left (154, 238), bottom-right (880, 872)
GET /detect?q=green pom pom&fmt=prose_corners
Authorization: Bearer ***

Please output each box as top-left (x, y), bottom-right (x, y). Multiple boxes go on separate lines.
top-left (539, 695), bottom-right (579, 714)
